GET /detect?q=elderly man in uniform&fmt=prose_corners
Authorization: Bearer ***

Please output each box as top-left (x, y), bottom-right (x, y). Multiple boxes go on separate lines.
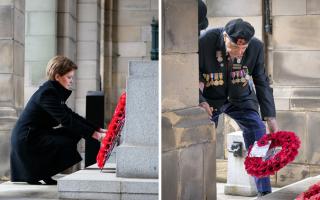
top-left (198, 18), bottom-right (279, 196)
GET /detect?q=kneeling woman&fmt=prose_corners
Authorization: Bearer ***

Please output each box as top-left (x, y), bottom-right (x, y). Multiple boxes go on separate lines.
top-left (10, 56), bottom-right (106, 185)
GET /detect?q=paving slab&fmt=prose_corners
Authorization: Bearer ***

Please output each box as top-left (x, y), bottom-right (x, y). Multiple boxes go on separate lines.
top-left (0, 181), bottom-right (58, 200)
top-left (255, 175), bottom-right (320, 200)
top-left (58, 168), bottom-right (158, 200)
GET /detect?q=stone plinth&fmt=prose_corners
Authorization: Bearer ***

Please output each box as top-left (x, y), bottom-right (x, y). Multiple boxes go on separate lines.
top-left (58, 61), bottom-right (159, 199)
top-left (0, 181), bottom-right (59, 199)
top-left (58, 166), bottom-right (158, 200)
top-left (162, 107), bottom-right (216, 200)
top-left (116, 61), bottom-right (158, 178)
top-left (224, 131), bottom-right (257, 196)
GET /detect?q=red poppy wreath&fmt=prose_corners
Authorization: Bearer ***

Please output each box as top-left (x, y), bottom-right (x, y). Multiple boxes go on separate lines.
top-left (96, 93), bottom-right (126, 169)
top-left (296, 182), bottom-right (320, 200)
top-left (244, 131), bottom-right (300, 178)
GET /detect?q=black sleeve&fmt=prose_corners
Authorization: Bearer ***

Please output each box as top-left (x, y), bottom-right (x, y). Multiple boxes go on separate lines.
top-left (252, 43), bottom-right (276, 120)
top-left (64, 105), bottom-right (100, 131)
top-left (39, 89), bottom-right (95, 139)
top-left (199, 34), bottom-right (207, 104)
top-left (199, 34), bottom-right (206, 83)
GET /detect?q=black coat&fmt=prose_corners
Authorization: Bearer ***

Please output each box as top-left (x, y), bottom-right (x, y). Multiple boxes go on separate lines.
top-left (10, 80), bottom-right (99, 182)
top-left (199, 28), bottom-right (276, 119)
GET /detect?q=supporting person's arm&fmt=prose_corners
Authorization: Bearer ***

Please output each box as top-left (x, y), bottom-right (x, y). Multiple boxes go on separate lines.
top-left (252, 42), bottom-right (279, 132)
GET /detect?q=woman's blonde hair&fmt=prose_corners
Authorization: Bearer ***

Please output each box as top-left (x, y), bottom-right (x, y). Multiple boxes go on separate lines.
top-left (46, 56), bottom-right (78, 80)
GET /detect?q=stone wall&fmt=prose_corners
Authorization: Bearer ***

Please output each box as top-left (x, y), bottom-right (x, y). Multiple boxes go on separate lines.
top-left (270, 0), bottom-right (320, 187)
top-left (24, 0), bottom-right (57, 103)
top-left (205, 0), bottom-right (263, 40)
top-left (75, 0), bottom-right (101, 117)
top-left (24, 0), bottom-right (101, 117)
top-left (103, 0), bottom-right (158, 120)
top-left (0, 0), bottom-right (24, 179)
top-left (204, 0), bottom-right (320, 187)
top-left (57, 0), bottom-right (77, 110)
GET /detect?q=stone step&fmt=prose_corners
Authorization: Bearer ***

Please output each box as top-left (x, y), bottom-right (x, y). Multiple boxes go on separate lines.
top-left (86, 163), bottom-right (116, 170)
top-left (0, 181), bottom-right (58, 200)
top-left (0, 174), bottom-right (65, 200)
top-left (255, 175), bottom-right (320, 200)
top-left (58, 166), bottom-right (158, 200)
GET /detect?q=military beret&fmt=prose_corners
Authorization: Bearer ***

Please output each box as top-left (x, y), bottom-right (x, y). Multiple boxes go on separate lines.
top-left (224, 18), bottom-right (255, 44)
top-left (198, 0), bottom-right (208, 31)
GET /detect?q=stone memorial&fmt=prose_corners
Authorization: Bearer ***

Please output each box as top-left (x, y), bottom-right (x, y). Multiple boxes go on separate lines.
top-left (58, 61), bottom-right (159, 200)
top-left (224, 131), bottom-right (258, 196)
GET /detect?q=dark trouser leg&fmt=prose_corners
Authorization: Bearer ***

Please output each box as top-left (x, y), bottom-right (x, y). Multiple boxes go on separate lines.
top-left (223, 104), bottom-right (271, 193)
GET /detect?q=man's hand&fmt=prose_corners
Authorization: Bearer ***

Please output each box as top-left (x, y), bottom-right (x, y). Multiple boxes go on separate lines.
top-left (199, 102), bottom-right (214, 117)
top-left (199, 82), bottom-right (205, 92)
top-left (266, 118), bottom-right (279, 133)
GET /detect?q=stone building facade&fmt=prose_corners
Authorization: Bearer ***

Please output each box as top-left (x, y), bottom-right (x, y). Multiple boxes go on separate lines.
top-left (204, 0), bottom-right (320, 187)
top-left (0, 0), bottom-right (158, 179)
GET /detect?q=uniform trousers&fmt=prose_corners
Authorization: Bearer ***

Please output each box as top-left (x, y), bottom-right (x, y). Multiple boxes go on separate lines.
top-left (210, 102), bottom-right (271, 193)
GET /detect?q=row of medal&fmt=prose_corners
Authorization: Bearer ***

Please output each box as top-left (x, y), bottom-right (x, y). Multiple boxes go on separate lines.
top-left (231, 69), bottom-right (249, 85)
top-left (203, 69), bottom-right (250, 87)
top-left (203, 72), bottom-right (224, 87)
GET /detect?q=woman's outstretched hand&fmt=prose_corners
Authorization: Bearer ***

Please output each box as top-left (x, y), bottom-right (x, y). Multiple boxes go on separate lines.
top-left (99, 128), bottom-right (107, 133)
top-left (92, 128), bottom-right (107, 142)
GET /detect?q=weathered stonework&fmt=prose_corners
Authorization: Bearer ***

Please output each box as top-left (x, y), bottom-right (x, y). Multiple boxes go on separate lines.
top-left (207, 0), bottom-right (261, 17)
top-left (162, 107), bottom-right (216, 200)
top-left (0, 0), bottom-right (24, 179)
top-left (163, 0), bottom-right (197, 53)
top-left (162, 54), bottom-right (198, 111)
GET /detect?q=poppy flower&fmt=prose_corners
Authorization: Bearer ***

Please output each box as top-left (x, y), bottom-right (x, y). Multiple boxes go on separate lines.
top-left (245, 131), bottom-right (300, 178)
top-left (96, 93), bottom-right (126, 169)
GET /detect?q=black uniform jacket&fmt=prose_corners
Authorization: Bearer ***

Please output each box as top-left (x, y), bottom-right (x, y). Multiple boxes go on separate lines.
top-left (199, 28), bottom-right (276, 119)
top-left (10, 80), bottom-right (98, 182)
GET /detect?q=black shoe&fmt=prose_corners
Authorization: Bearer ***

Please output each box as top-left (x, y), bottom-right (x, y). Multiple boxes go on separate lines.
top-left (27, 180), bottom-right (42, 185)
top-left (257, 191), bottom-right (271, 197)
top-left (43, 177), bottom-right (57, 185)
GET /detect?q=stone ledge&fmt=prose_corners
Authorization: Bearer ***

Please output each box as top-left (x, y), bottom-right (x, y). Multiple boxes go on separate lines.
top-left (162, 107), bottom-right (215, 152)
top-left (256, 175), bottom-right (320, 200)
top-left (58, 168), bottom-right (158, 200)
